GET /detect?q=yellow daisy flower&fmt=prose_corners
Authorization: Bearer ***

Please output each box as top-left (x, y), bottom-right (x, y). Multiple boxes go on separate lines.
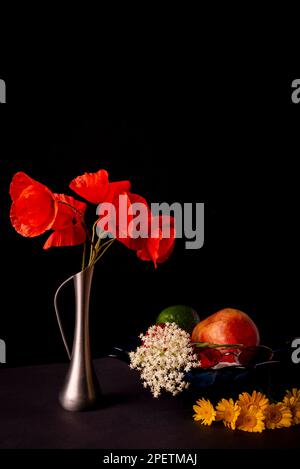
top-left (193, 398), bottom-right (216, 425)
top-left (283, 395), bottom-right (300, 425)
top-left (237, 405), bottom-right (265, 433)
top-left (285, 388), bottom-right (300, 401)
top-left (264, 403), bottom-right (292, 429)
top-left (216, 398), bottom-right (241, 430)
top-left (237, 390), bottom-right (269, 413)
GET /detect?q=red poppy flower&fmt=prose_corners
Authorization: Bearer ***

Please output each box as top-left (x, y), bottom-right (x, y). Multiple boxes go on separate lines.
top-left (69, 169), bottom-right (131, 204)
top-left (10, 172), bottom-right (58, 237)
top-left (96, 191), bottom-right (175, 267)
top-left (136, 215), bottom-right (176, 268)
top-left (96, 191), bottom-right (150, 250)
top-left (115, 192), bottom-right (149, 247)
top-left (43, 194), bottom-right (87, 249)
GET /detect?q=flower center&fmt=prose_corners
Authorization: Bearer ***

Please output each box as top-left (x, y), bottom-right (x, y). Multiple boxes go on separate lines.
top-left (270, 409), bottom-right (282, 424)
top-left (224, 409), bottom-right (234, 421)
top-left (245, 415), bottom-right (257, 428)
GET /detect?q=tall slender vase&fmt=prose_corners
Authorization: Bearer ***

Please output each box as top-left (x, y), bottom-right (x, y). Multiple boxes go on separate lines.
top-left (54, 265), bottom-right (101, 411)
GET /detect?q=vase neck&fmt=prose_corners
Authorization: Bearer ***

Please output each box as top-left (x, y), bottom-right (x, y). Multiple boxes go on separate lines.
top-left (73, 265), bottom-right (94, 309)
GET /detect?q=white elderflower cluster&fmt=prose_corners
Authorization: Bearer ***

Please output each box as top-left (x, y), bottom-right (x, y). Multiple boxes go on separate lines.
top-left (129, 323), bottom-right (199, 398)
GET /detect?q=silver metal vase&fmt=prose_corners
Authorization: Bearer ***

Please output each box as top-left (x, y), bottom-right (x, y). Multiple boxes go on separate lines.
top-left (54, 265), bottom-right (101, 411)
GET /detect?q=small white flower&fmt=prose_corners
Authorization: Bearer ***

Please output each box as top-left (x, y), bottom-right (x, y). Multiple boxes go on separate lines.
top-left (129, 323), bottom-right (199, 397)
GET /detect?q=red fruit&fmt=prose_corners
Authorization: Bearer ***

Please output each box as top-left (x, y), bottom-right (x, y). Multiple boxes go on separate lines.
top-left (191, 308), bottom-right (260, 363)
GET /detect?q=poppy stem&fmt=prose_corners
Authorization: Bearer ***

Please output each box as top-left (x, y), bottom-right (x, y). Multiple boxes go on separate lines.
top-left (83, 223), bottom-right (93, 245)
top-left (88, 217), bottom-right (115, 266)
top-left (98, 237), bottom-right (114, 249)
top-left (94, 236), bottom-right (101, 252)
top-left (92, 239), bottom-right (115, 265)
top-left (81, 243), bottom-right (87, 270)
top-left (89, 219), bottom-right (102, 265)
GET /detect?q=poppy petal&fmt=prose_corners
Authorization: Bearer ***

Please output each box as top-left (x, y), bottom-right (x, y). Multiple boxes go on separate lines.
top-left (53, 194), bottom-right (87, 230)
top-left (117, 193), bottom-right (149, 250)
top-left (70, 169), bottom-right (132, 204)
top-left (10, 172), bottom-right (37, 201)
top-left (10, 184), bottom-right (58, 237)
top-left (156, 215), bottom-right (176, 264)
top-left (69, 169), bottom-right (110, 204)
top-left (105, 180), bottom-right (132, 203)
top-left (43, 224), bottom-right (87, 249)
top-left (137, 237), bottom-right (161, 267)
top-left (109, 192), bottom-right (149, 249)
top-left (96, 191), bottom-right (146, 241)
top-left (136, 215), bottom-right (175, 267)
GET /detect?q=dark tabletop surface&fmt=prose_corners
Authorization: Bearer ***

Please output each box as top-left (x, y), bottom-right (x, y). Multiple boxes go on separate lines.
top-left (0, 358), bottom-right (299, 449)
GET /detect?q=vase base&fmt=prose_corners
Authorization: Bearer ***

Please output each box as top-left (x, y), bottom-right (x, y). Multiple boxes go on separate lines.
top-left (59, 388), bottom-right (102, 412)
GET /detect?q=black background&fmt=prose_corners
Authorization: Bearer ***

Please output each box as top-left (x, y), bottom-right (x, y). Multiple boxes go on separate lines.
top-left (0, 68), bottom-right (299, 367)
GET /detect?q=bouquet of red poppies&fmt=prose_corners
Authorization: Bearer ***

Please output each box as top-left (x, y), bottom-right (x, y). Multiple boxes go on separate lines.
top-left (10, 169), bottom-right (175, 269)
